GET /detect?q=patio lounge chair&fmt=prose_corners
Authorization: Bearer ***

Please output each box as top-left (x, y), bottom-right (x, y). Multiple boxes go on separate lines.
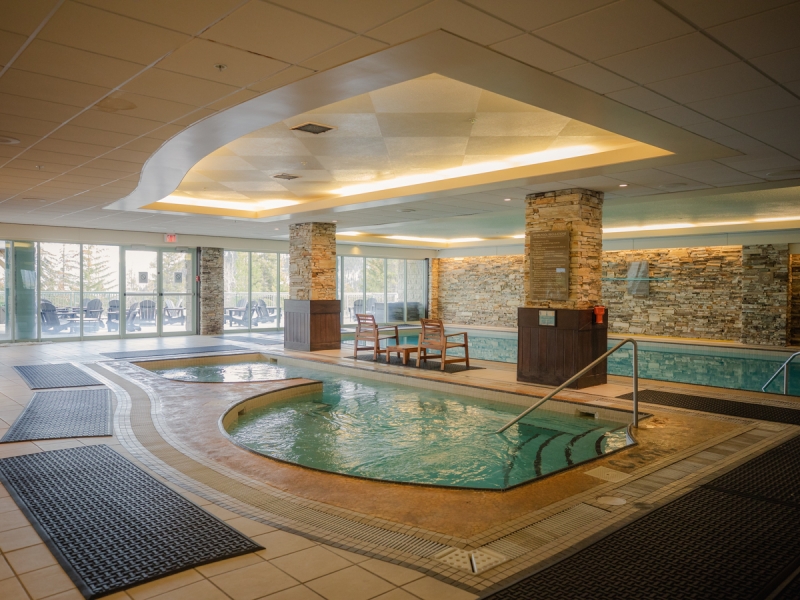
top-left (125, 302), bottom-right (141, 332)
top-left (163, 299), bottom-right (186, 326)
top-left (40, 300), bottom-right (70, 333)
top-left (417, 318), bottom-right (469, 371)
top-left (85, 298), bottom-right (104, 328)
top-left (354, 313), bottom-right (399, 360)
top-left (256, 299), bottom-right (278, 326)
top-left (228, 301), bottom-right (255, 327)
top-left (139, 299), bottom-right (156, 325)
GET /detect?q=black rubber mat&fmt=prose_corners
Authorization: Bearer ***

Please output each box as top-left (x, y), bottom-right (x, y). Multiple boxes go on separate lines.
top-left (353, 353), bottom-right (484, 373)
top-left (483, 433), bottom-right (800, 600)
top-left (618, 389), bottom-right (800, 425)
top-left (214, 335), bottom-right (283, 346)
top-left (101, 345), bottom-right (246, 359)
top-left (0, 445), bottom-right (262, 599)
top-left (1, 389), bottom-right (112, 443)
top-left (13, 364), bottom-right (103, 389)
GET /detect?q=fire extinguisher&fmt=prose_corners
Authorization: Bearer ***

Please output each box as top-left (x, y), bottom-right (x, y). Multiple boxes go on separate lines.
top-left (593, 305), bottom-right (606, 324)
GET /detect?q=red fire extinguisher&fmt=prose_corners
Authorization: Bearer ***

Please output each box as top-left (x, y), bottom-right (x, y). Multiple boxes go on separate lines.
top-left (594, 305), bottom-right (606, 324)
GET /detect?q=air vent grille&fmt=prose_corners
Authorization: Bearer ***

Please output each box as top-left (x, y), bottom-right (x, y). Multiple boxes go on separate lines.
top-left (273, 173), bottom-right (300, 181)
top-left (291, 122), bottom-right (334, 135)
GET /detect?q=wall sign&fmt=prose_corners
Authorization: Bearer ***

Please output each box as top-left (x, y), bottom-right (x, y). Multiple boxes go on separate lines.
top-left (539, 309), bottom-right (556, 326)
top-left (138, 272), bottom-right (148, 284)
top-left (164, 233), bottom-right (177, 243)
top-left (529, 231), bottom-right (570, 301)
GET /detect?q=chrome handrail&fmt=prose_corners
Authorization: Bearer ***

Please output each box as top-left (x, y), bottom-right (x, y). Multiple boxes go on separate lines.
top-left (494, 338), bottom-right (639, 434)
top-left (761, 351), bottom-right (800, 394)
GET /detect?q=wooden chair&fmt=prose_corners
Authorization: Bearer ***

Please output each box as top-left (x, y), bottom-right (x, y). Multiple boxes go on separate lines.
top-left (354, 314), bottom-right (399, 360)
top-left (417, 319), bottom-right (469, 371)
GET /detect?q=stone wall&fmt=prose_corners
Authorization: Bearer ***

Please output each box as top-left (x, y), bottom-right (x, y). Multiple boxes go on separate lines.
top-left (433, 245), bottom-right (793, 346)
top-left (199, 247), bottom-right (223, 335)
top-left (791, 254), bottom-right (800, 345)
top-left (524, 188), bottom-right (603, 309)
top-left (289, 223), bottom-right (336, 300)
top-left (429, 257), bottom-right (440, 319)
top-left (741, 244), bottom-right (789, 346)
top-left (603, 247), bottom-right (743, 340)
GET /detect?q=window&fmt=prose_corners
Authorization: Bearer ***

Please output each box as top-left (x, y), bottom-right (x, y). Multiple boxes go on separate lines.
top-left (40, 243), bottom-right (81, 339)
top-left (83, 245), bottom-right (119, 337)
top-left (251, 252), bottom-right (279, 329)
top-left (224, 251), bottom-right (250, 330)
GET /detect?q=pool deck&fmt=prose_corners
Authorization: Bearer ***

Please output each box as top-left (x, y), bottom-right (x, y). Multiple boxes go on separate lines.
top-left (0, 335), bottom-right (797, 599)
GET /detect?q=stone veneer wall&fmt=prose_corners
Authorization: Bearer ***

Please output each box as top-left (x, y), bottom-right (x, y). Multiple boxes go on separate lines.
top-left (433, 245), bottom-right (792, 345)
top-left (791, 254), bottom-right (800, 345)
top-left (199, 247), bottom-right (223, 335)
top-left (289, 222), bottom-right (336, 300)
top-left (524, 188), bottom-right (603, 309)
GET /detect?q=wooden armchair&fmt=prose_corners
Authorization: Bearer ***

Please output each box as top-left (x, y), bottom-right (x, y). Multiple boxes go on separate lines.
top-left (354, 314), bottom-right (399, 360)
top-left (417, 319), bottom-right (469, 371)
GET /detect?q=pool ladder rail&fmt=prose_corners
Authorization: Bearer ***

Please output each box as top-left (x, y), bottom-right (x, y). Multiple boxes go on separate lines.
top-left (761, 351), bottom-right (800, 395)
top-left (494, 338), bottom-right (639, 435)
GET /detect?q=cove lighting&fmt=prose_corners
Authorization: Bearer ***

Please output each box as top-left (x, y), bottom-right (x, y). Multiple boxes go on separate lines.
top-left (332, 145), bottom-right (596, 197)
top-left (386, 236), bottom-right (484, 244)
top-left (603, 221), bottom-right (750, 234)
top-left (337, 231), bottom-right (362, 236)
top-left (158, 196), bottom-right (299, 211)
top-left (753, 216), bottom-right (800, 223)
top-left (511, 234), bottom-right (525, 238)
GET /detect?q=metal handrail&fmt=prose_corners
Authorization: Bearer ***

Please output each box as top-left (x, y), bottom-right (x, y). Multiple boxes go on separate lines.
top-left (761, 351), bottom-right (800, 394)
top-left (494, 338), bottom-right (639, 434)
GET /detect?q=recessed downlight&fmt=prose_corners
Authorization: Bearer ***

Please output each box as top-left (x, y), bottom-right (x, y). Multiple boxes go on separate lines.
top-left (0, 135), bottom-right (20, 145)
top-left (504, 198), bottom-right (511, 201)
top-left (618, 184), bottom-right (628, 187)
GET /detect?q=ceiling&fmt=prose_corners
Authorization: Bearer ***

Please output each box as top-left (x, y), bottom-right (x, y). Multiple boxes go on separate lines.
top-left (0, 0), bottom-right (799, 247)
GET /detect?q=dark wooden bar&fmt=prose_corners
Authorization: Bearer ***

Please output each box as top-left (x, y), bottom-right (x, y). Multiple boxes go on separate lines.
top-left (517, 307), bottom-right (607, 389)
top-left (284, 300), bottom-right (341, 351)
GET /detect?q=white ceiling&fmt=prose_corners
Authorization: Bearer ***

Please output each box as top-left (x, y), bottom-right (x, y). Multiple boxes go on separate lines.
top-left (0, 0), bottom-right (798, 245)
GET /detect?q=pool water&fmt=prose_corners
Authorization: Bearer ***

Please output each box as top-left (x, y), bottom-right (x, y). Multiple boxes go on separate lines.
top-left (149, 362), bottom-right (630, 489)
top-left (386, 332), bottom-right (798, 395)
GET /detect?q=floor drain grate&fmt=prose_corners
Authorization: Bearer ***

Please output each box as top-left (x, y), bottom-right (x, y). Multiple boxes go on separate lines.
top-left (435, 547), bottom-right (507, 574)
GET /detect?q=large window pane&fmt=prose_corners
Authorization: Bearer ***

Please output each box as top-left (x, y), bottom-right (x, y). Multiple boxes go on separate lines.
top-left (224, 251), bottom-right (250, 330)
top-left (162, 251), bottom-right (193, 334)
top-left (83, 245), bottom-right (119, 337)
top-left (386, 259), bottom-right (405, 323)
top-left (366, 258), bottom-right (385, 323)
top-left (279, 253), bottom-right (289, 327)
top-left (125, 250), bottom-right (158, 335)
top-left (406, 259), bottom-right (426, 322)
top-left (343, 257), bottom-right (364, 325)
top-left (14, 242), bottom-right (37, 340)
top-left (40, 243), bottom-right (81, 338)
top-left (0, 242), bottom-right (9, 340)
top-left (251, 252), bottom-right (278, 329)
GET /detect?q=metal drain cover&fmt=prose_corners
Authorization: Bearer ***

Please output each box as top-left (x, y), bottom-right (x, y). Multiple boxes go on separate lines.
top-left (435, 547), bottom-right (507, 574)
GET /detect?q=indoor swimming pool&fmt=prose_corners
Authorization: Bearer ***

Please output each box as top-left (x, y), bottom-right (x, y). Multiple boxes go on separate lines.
top-left (375, 331), bottom-right (798, 395)
top-left (147, 360), bottom-right (631, 489)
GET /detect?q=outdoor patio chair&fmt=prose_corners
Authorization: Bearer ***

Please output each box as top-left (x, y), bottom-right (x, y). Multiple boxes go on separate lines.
top-left (228, 301), bottom-right (254, 327)
top-left (85, 298), bottom-right (104, 325)
top-left (139, 299), bottom-right (156, 325)
top-left (125, 302), bottom-right (141, 332)
top-left (107, 299), bottom-right (120, 332)
top-left (354, 313), bottom-right (399, 361)
top-left (163, 299), bottom-right (186, 326)
top-left (256, 299), bottom-right (278, 326)
top-left (40, 300), bottom-right (70, 333)
top-left (417, 318), bottom-right (469, 371)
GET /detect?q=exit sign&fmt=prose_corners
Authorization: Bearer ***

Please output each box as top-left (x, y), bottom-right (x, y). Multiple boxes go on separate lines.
top-left (164, 233), bottom-right (177, 243)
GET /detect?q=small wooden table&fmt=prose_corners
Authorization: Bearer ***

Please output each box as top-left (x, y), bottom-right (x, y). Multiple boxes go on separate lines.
top-left (384, 344), bottom-right (419, 365)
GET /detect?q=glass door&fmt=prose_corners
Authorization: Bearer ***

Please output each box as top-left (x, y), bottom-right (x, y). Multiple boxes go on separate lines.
top-left (124, 250), bottom-right (158, 336)
top-left (161, 249), bottom-right (193, 334)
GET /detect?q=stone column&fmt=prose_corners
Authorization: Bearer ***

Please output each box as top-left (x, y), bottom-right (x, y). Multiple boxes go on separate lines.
top-left (428, 258), bottom-right (440, 320)
top-left (524, 188), bottom-right (604, 309)
top-left (741, 244), bottom-right (789, 346)
top-left (518, 188), bottom-right (606, 388)
top-left (199, 247), bottom-right (223, 335)
top-left (284, 223), bottom-right (340, 351)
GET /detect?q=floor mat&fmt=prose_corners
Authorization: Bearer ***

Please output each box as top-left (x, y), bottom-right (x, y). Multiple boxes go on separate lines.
top-left (1, 389), bottom-right (112, 443)
top-left (353, 353), bottom-right (484, 373)
top-left (618, 389), bottom-right (800, 425)
top-left (101, 345), bottom-right (246, 359)
top-left (0, 445), bottom-right (262, 599)
top-left (13, 364), bottom-right (103, 389)
top-left (483, 433), bottom-right (800, 599)
top-left (214, 335), bottom-right (283, 346)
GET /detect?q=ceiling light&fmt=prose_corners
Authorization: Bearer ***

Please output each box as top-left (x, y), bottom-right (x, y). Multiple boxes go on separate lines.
top-left (765, 169), bottom-right (800, 178)
top-left (333, 145), bottom-right (596, 198)
top-left (504, 198), bottom-right (511, 201)
top-left (0, 135), bottom-right (21, 145)
top-left (450, 238), bottom-right (484, 243)
top-left (753, 216), bottom-right (800, 223)
top-left (618, 184), bottom-right (628, 187)
top-left (385, 236), bottom-right (484, 244)
top-left (332, 220), bottom-right (337, 223)
top-left (603, 223), bottom-right (695, 234)
top-left (291, 122), bottom-right (334, 135)
top-left (273, 173), bottom-right (300, 180)
top-left (337, 231), bottom-right (361, 236)
top-left (158, 196), bottom-right (299, 211)
top-left (511, 234), bottom-right (525, 239)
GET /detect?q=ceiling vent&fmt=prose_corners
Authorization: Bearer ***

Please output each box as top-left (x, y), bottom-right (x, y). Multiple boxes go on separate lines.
top-left (273, 173), bottom-right (300, 180)
top-left (291, 122), bottom-right (334, 134)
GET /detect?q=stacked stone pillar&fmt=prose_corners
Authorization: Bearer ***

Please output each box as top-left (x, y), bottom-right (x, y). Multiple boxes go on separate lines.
top-left (284, 223), bottom-right (341, 351)
top-left (199, 247), bottom-right (224, 335)
top-left (518, 189), bottom-right (607, 388)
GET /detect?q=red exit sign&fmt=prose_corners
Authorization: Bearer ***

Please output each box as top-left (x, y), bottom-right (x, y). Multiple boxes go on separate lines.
top-left (164, 233), bottom-right (177, 243)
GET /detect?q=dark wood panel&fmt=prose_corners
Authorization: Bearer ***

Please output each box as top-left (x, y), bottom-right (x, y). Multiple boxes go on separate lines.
top-left (284, 300), bottom-right (341, 351)
top-left (517, 307), bottom-right (607, 389)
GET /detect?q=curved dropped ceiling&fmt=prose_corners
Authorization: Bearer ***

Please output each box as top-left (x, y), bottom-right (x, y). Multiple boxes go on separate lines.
top-left (108, 31), bottom-right (737, 221)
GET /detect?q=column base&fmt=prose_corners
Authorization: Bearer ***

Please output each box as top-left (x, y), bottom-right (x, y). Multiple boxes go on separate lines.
top-left (517, 308), bottom-right (608, 389)
top-left (284, 300), bottom-right (341, 352)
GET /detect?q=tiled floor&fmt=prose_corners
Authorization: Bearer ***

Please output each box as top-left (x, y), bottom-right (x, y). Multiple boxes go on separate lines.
top-left (0, 334), bottom-right (796, 600)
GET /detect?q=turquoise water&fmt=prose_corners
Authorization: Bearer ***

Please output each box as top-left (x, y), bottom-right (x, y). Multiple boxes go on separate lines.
top-left (150, 362), bottom-right (629, 489)
top-left (385, 332), bottom-right (797, 395)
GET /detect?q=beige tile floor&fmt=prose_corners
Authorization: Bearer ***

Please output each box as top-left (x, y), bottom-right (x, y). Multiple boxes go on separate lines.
top-left (0, 337), bottom-right (478, 600)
